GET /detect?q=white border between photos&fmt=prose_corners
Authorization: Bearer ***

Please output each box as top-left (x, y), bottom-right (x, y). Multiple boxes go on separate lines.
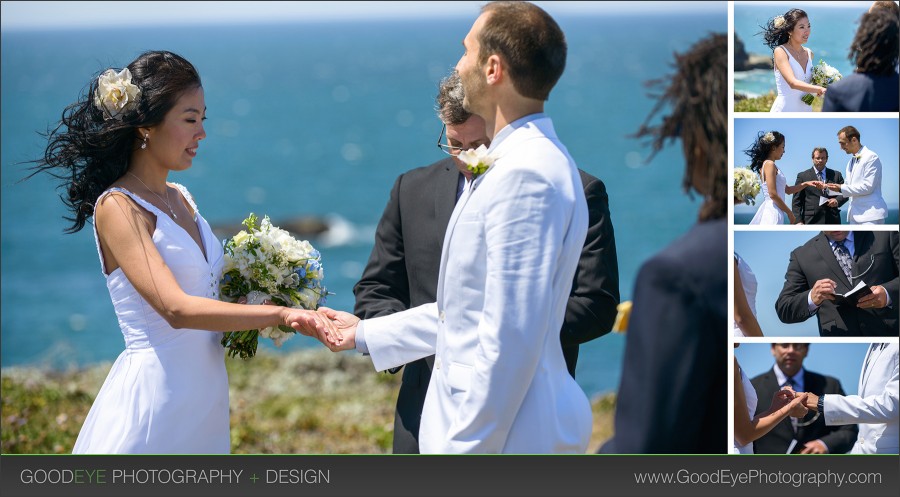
top-left (728, 0), bottom-right (900, 455)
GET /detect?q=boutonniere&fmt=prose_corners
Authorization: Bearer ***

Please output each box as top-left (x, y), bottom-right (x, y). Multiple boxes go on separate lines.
top-left (458, 145), bottom-right (495, 178)
top-left (853, 154), bottom-right (861, 161)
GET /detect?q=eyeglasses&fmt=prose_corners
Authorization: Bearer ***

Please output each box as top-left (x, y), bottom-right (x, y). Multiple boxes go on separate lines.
top-left (436, 124), bottom-right (466, 156)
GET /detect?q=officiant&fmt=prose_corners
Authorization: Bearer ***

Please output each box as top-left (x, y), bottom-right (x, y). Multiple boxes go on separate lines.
top-left (791, 147), bottom-right (847, 225)
top-left (775, 231), bottom-right (899, 336)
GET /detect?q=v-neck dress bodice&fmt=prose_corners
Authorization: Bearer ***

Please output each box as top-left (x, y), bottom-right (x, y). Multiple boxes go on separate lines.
top-left (72, 184), bottom-right (229, 454)
top-left (771, 45), bottom-right (813, 112)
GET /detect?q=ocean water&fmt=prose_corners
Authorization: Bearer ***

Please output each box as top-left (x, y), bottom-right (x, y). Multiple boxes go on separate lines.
top-left (734, 2), bottom-right (873, 97)
top-left (1, 11), bottom-right (725, 397)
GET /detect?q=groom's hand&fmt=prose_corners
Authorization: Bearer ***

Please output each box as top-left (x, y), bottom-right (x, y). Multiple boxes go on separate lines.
top-left (802, 392), bottom-right (820, 412)
top-left (811, 279), bottom-right (837, 305)
top-left (314, 307), bottom-right (358, 352)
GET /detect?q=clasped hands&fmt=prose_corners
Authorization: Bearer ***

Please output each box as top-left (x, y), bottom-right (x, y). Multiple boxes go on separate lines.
top-left (810, 279), bottom-right (888, 309)
top-left (287, 307), bottom-right (359, 352)
top-left (806, 180), bottom-right (843, 193)
top-left (772, 386), bottom-right (810, 419)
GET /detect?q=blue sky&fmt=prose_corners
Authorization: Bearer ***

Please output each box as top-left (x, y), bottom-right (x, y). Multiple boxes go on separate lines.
top-left (734, 230), bottom-right (899, 337)
top-left (735, 342), bottom-right (877, 396)
top-left (734, 117), bottom-right (900, 218)
top-left (1, 1), bottom-right (722, 30)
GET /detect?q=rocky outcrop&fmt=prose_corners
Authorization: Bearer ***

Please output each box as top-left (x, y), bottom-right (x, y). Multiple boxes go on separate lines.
top-left (735, 33), bottom-right (772, 71)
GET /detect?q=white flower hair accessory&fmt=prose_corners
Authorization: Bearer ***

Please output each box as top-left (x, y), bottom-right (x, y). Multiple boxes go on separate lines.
top-left (762, 132), bottom-right (775, 144)
top-left (773, 15), bottom-right (786, 29)
top-left (93, 68), bottom-right (142, 121)
top-left (458, 144), bottom-right (496, 177)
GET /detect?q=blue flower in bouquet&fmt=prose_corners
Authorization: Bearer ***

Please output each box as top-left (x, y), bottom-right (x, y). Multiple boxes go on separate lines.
top-left (218, 213), bottom-right (331, 359)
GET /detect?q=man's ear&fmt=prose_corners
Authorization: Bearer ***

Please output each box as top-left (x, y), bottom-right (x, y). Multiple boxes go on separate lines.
top-left (485, 54), bottom-right (502, 85)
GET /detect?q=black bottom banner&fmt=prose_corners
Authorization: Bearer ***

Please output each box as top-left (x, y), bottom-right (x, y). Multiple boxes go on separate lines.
top-left (1, 454), bottom-right (898, 497)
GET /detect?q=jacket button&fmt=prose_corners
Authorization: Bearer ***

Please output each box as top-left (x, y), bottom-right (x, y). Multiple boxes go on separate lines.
top-left (435, 358), bottom-right (442, 369)
top-left (439, 311), bottom-right (446, 321)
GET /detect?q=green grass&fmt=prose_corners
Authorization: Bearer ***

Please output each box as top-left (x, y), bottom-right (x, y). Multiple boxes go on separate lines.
top-left (734, 91), bottom-right (824, 112)
top-left (2, 348), bottom-right (616, 454)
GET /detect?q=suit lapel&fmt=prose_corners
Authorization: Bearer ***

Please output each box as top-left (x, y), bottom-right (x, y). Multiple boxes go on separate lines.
top-left (434, 159), bottom-right (461, 230)
top-left (814, 234), bottom-right (853, 288)
top-left (850, 231), bottom-right (873, 276)
top-left (436, 178), bottom-right (473, 307)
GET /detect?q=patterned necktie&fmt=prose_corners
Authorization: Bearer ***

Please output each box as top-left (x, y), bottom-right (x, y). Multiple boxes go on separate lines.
top-left (832, 240), bottom-right (853, 280)
top-left (819, 170), bottom-right (825, 183)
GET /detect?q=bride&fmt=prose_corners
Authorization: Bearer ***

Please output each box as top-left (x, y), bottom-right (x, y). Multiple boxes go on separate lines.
top-left (28, 51), bottom-right (338, 454)
top-left (760, 8), bottom-right (826, 112)
top-left (745, 131), bottom-right (817, 225)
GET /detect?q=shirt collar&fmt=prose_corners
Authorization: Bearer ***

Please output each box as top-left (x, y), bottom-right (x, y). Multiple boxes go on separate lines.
top-left (487, 112), bottom-right (546, 155)
top-left (774, 365), bottom-right (805, 390)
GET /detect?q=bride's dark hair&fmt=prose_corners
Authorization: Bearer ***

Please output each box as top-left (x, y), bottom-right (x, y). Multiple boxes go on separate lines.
top-left (744, 131), bottom-right (785, 174)
top-left (759, 8), bottom-right (809, 50)
top-left (633, 33), bottom-right (727, 222)
top-left (27, 50), bottom-right (202, 233)
top-left (850, 9), bottom-right (899, 75)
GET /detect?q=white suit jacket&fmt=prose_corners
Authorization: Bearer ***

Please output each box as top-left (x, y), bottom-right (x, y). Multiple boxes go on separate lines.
top-left (842, 146), bottom-right (887, 223)
top-left (825, 342), bottom-right (899, 454)
top-left (361, 115), bottom-right (592, 453)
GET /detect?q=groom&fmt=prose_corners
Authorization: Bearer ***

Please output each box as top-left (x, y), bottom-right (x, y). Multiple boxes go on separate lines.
top-left (308, 1), bottom-right (592, 454)
top-left (822, 126), bottom-right (888, 224)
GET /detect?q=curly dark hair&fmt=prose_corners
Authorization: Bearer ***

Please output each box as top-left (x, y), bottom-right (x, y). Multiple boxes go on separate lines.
top-left (759, 8), bottom-right (809, 50)
top-left (849, 9), bottom-right (899, 75)
top-left (26, 50), bottom-right (202, 233)
top-left (634, 33), bottom-right (728, 222)
top-left (744, 131), bottom-right (785, 174)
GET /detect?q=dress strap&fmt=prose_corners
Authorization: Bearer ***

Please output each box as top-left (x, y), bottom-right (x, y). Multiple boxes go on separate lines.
top-left (92, 187), bottom-right (166, 276)
top-left (170, 182), bottom-right (199, 219)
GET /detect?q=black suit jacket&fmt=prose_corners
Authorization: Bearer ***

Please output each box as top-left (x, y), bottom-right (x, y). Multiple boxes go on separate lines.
top-left (775, 231), bottom-right (899, 336)
top-left (354, 158), bottom-right (619, 453)
top-left (599, 219), bottom-right (727, 454)
top-left (791, 167), bottom-right (847, 225)
top-left (822, 72), bottom-right (900, 112)
top-left (750, 368), bottom-right (858, 454)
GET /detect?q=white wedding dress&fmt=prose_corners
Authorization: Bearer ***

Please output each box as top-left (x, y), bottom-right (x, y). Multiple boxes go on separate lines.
top-left (732, 366), bottom-right (758, 454)
top-left (733, 253), bottom-right (758, 337)
top-left (749, 167), bottom-right (787, 225)
top-left (770, 45), bottom-right (813, 112)
top-left (73, 185), bottom-right (229, 454)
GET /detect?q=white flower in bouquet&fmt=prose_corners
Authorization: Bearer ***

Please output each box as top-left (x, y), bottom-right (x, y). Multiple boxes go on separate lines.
top-left (219, 213), bottom-right (329, 359)
top-left (734, 167), bottom-right (761, 206)
top-left (802, 60), bottom-right (843, 105)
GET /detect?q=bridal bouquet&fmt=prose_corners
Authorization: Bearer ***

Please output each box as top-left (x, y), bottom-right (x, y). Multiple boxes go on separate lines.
top-left (219, 213), bottom-right (328, 359)
top-left (733, 167), bottom-right (761, 205)
top-left (801, 60), bottom-right (842, 105)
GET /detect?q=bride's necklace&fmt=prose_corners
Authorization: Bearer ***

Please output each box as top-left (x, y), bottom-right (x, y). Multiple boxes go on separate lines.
top-left (785, 43), bottom-right (805, 62)
top-left (128, 171), bottom-right (178, 220)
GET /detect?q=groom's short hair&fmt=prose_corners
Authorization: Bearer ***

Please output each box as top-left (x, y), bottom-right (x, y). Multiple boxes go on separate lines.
top-left (478, 1), bottom-right (566, 101)
top-left (838, 126), bottom-right (861, 142)
top-left (812, 147), bottom-right (829, 159)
